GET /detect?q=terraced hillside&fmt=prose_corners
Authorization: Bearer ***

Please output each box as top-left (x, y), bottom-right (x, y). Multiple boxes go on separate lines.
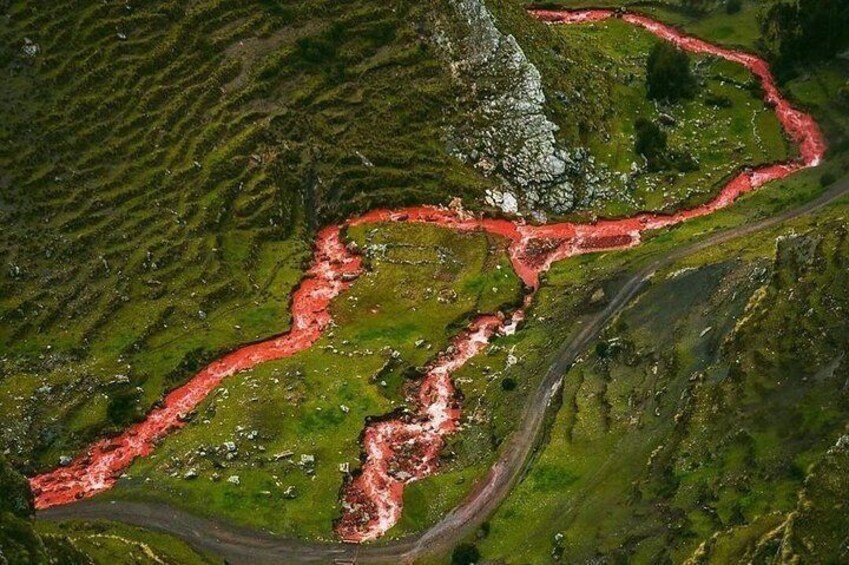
top-left (0, 0), bottom-right (502, 472)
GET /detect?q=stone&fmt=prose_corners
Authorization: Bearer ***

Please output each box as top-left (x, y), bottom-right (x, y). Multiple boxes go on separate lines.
top-left (227, 475), bottom-right (240, 485)
top-left (590, 288), bottom-right (606, 304)
top-left (22, 38), bottom-right (39, 57)
top-left (434, 0), bottom-right (596, 215)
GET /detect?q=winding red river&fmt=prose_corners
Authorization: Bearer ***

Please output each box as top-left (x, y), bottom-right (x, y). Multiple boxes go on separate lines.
top-left (30, 9), bottom-right (826, 544)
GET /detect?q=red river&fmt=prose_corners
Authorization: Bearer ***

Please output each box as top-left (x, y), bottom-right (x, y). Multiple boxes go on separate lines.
top-left (30, 9), bottom-right (825, 544)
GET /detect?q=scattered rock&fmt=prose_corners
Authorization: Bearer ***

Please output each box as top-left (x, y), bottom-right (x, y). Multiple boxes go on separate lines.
top-left (590, 288), bottom-right (606, 304)
top-left (434, 0), bottom-right (599, 214)
top-left (22, 38), bottom-right (39, 57)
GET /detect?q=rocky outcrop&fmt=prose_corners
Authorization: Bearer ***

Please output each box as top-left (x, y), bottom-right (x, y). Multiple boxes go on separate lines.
top-left (434, 0), bottom-right (592, 216)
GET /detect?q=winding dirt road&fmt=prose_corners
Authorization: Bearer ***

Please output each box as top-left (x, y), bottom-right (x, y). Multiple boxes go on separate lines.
top-left (33, 8), bottom-right (844, 563)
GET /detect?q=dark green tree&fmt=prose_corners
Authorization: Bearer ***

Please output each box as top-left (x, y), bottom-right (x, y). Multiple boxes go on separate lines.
top-left (452, 542), bottom-right (481, 565)
top-left (761, 0), bottom-right (849, 77)
top-left (646, 42), bottom-right (697, 102)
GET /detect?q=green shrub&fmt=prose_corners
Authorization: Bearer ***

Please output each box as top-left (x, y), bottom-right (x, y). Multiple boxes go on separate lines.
top-left (820, 172), bottom-right (837, 187)
top-left (705, 93), bottom-right (733, 109)
top-left (725, 0), bottom-right (743, 14)
top-left (106, 386), bottom-right (144, 427)
top-left (452, 542), bottom-right (481, 565)
top-left (670, 150), bottom-right (699, 172)
top-left (501, 377), bottom-right (517, 391)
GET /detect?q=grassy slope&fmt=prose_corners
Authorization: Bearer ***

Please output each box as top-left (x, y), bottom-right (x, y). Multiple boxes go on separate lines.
top-left (2, 0), bottom-right (848, 558)
top-left (0, 0), bottom-right (813, 473)
top-left (107, 223), bottom-right (522, 539)
top-left (36, 520), bottom-right (220, 565)
top-left (476, 204), bottom-right (849, 564)
top-left (0, 0), bottom-right (496, 472)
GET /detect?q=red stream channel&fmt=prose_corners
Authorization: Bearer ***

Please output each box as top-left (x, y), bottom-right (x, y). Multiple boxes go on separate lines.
top-left (30, 9), bottom-right (825, 544)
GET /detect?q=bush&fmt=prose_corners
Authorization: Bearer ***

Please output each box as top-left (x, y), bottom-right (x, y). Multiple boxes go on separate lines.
top-left (646, 42), bottom-right (697, 102)
top-left (106, 386), bottom-right (144, 427)
top-left (725, 0), bottom-right (742, 14)
top-left (670, 150), bottom-right (699, 172)
top-left (501, 377), bottom-right (517, 391)
top-left (820, 172), bottom-right (837, 187)
top-left (634, 117), bottom-right (668, 172)
top-left (452, 543), bottom-right (481, 565)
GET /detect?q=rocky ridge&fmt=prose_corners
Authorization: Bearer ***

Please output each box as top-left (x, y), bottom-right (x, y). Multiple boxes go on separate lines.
top-left (433, 0), bottom-right (599, 217)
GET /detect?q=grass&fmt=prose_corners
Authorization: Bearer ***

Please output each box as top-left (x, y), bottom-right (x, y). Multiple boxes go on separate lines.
top-left (37, 520), bottom-right (220, 564)
top-left (473, 204), bottom-right (849, 563)
top-left (2, 0), bottom-right (849, 560)
top-left (392, 0), bottom-right (849, 541)
top-left (0, 0), bottom-right (819, 474)
top-left (106, 223), bottom-right (522, 539)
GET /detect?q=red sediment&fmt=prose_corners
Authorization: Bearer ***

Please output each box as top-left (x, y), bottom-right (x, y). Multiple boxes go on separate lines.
top-left (530, 8), bottom-right (615, 24)
top-left (32, 8), bottom-right (826, 545)
top-left (577, 234), bottom-right (635, 250)
top-left (30, 227), bottom-right (362, 509)
top-left (335, 314), bottom-right (510, 543)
